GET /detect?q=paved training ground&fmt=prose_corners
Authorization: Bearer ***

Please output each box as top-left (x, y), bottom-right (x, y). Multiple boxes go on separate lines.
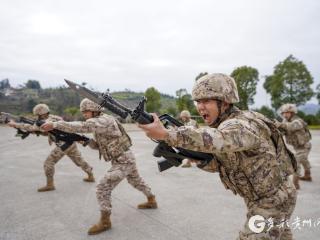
top-left (0, 125), bottom-right (319, 240)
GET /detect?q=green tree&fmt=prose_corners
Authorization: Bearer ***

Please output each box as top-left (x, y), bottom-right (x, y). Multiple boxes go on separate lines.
top-left (231, 66), bottom-right (259, 110)
top-left (64, 107), bottom-right (81, 120)
top-left (175, 88), bottom-right (195, 113)
top-left (145, 87), bottom-right (161, 112)
top-left (264, 55), bottom-right (314, 109)
top-left (64, 107), bottom-right (80, 116)
top-left (253, 106), bottom-right (276, 119)
top-left (316, 84), bottom-right (320, 104)
top-left (25, 80), bottom-right (41, 89)
top-left (165, 106), bottom-right (178, 117)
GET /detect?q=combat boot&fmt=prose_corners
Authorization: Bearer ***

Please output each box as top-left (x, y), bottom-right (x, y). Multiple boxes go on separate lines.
top-left (137, 195), bottom-right (158, 209)
top-left (88, 211), bottom-right (111, 235)
top-left (300, 169), bottom-right (312, 181)
top-left (293, 175), bottom-right (300, 190)
top-left (83, 172), bottom-right (95, 182)
top-left (38, 177), bottom-right (55, 192)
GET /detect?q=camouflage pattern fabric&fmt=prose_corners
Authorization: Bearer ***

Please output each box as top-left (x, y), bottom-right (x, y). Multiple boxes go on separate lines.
top-left (279, 104), bottom-right (297, 114)
top-left (239, 180), bottom-right (296, 240)
top-left (53, 113), bottom-right (132, 161)
top-left (96, 150), bottom-right (153, 214)
top-left (14, 114), bottom-right (62, 133)
top-left (278, 115), bottom-right (312, 173)
top-left (183, 118), bottom-right (199, 128)
top-left (14, 114), bottom-right (93, 177)
top-left (278, 115), bottom-right (311, 149)
top-left (53, 113), bottom-right (154, 214)
top-left (164, 108), bottom-right (297, 239)
top-left (192, 73), bottom-right (239, 103)
top-left (33, 103), bottom-right (50, 115)
top-left (80, 98), bottom-right (104, 112)
top-left (44, 143), bottom-right (93, 178)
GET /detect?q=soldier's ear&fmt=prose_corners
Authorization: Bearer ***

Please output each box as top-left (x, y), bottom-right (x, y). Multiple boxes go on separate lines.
top-left (221, 102), bottom-right (231, 112)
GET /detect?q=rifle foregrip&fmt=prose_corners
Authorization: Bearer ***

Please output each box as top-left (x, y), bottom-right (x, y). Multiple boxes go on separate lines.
top-left (157, 159), bottom-right (174, 172)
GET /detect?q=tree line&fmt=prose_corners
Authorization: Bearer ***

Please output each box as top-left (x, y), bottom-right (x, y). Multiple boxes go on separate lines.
top-left (1, 54), bottom-right (319, 124)
top-left (145, 54), bottom-right (319, 125)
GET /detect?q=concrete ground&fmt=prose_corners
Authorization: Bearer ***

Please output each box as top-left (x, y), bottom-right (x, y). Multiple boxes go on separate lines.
top-left (0, 125), bottom-right (319, 240)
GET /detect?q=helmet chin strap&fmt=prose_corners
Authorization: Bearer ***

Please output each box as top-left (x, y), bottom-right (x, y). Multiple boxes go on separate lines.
top-left (209, 101), bottom-right (234, 128)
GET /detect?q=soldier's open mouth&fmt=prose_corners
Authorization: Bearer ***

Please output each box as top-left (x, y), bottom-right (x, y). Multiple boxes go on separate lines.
top-left (202, 114), bottom-right (209, 121)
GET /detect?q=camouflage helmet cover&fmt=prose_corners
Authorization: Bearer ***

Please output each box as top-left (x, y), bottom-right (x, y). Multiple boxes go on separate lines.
top-left (192, 73), bottom-right (239, 103)
top-left (180, 110), bottom-right (191, 118)
top-left (80, 98), bottom-right (102, 112)
top-left (279, 103), bottom-right (298, 114)
top-left (33, 104), bottom-right (50, 115)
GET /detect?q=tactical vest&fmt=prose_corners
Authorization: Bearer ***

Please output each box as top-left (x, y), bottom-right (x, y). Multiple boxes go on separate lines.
top-left (96, 118), bottom-right (132, 161)
top-left (285, 116), bottom-right (311, 148)
top-left (215, 110), bottom-right (297, 202)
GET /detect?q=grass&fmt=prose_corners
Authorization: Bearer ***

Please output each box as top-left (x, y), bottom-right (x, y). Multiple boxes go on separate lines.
top-left (308, 125), bottom-right (320, 130)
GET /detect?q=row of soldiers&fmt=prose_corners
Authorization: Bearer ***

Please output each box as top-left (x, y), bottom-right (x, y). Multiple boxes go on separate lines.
top-left (7, 100), bottom-right (158, 235)
top-left (5, 73), bottom-right (313, 239)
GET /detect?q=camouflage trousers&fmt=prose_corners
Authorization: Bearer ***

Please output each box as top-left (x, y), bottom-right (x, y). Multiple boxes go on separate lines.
top-left (96, 150), bottom-right (154, 214)
top-left (239, 179), bottom-right (297, 240)
top-left (44, 143), bottom-right (93, 178)
top-left (295, 143), bottom-right (311, 176)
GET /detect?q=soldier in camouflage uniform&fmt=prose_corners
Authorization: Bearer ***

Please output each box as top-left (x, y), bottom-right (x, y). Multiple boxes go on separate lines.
top-left (276, 103), bottom-right (312, 189)
top-left (41, 98), bottom-right (158, 235)
top-left (7, 104), bottom-right (95, 192)
top-left (180, 110), bottom-right (199, 168)
top-left (139, 73), bottom-right (297, 240)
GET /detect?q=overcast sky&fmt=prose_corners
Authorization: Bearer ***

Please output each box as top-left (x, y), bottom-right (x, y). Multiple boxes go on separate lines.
top-left (1, 0), bottom-right (319, 108)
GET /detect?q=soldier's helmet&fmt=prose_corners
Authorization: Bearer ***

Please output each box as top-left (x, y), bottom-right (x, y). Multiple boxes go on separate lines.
top-left (180, 110), bottom-right (191, 118)
top-left (80, 98), bottom-right (102, 112)
top-left (192, 73), bottom-right (239, 103)
top-left (33, 104), bottom-right (50, 115)
top-left (279, 103), bottom-right (298, 114)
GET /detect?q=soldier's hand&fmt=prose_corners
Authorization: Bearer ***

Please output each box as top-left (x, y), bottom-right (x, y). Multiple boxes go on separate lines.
top-left (7, 120), bottom-right (17, 128)
top-left (196, 159), bottom-right (219, 173)
top-left (273, 119), bottom-right (281, 128)
top-left (41, 122), bottom-right (54, 131)
top-left (138, 113), bottom-right (169, 140)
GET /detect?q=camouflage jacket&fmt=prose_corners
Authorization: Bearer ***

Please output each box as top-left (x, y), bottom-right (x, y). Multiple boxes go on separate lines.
top-left (14, 114), bottom-right (63, 145)
top-left (165, 108), bottom-right (293, 203)
top-left (278, 115), bottom-right (311, 149)
top-left (183, 119), bottom-right (199, 128)
top-left (52, 113), bottom-right (132, 162)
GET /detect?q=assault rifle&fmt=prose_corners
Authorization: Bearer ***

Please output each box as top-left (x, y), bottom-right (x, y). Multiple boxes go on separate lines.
top-left (64, 79), bottom-right (214, 172)
top-left (1, 112), bottom-right (91, 151)
top-left (1, 112), bottom-right (42, 139)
